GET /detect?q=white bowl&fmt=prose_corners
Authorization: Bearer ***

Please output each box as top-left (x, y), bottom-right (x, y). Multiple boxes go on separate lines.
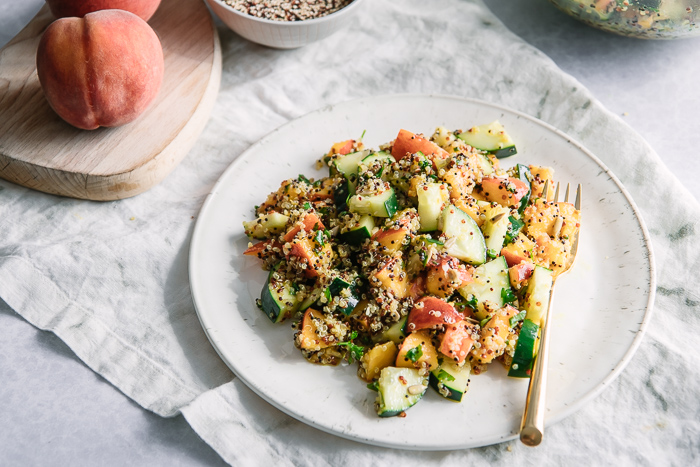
top-left (205, 0), bottom-right (366, 49)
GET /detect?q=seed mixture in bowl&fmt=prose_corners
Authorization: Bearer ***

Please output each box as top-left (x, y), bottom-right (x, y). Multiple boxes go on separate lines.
top-left (224, 0), bottom-right (354, 21)
top-left (243, 122), bottom-right (581, 417)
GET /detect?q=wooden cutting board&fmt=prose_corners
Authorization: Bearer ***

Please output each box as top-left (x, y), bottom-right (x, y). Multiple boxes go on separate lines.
top-left (0, 0), bottom-right (221, 200)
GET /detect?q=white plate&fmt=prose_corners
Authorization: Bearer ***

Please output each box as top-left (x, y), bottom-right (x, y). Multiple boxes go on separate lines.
top-left (189, 94), bottom-right (655, 450)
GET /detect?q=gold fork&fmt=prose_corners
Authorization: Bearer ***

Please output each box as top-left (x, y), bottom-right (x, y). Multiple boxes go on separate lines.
top-left (520, 180), bottom-right (582, 446)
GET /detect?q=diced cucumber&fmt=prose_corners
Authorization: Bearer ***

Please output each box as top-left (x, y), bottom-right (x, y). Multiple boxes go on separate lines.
top-left (333, 150), bottom-right (370, 181)
top-left (260, 262), bottom-right (300, 323)
top-left (481, 204), bottom-right (510, 254)
top-left (508, 318), bottom-right (539, 378)
top-left (339, 215), bottom-right (375, 246)
top-left (515, 164), bottom-right (533, 213)
top-left (474, 152), bottom-right (495, 176)
top-left (417, 183), bottom-right (448, 232)
top-left (431, 126), bottom-right (452, 148)
top-left (333, 150), bottom-right (370, 204)
top-left (503, 215), bottom-right (525, 246)
top-left (456, 121), bottom-right (517, 159)
top-left (523, 266), bottom-right (554, 326)
top-left (457, 256), bottom-right (510, 320)
top-left (439, 204), bottom-right (486, 265)
top-left (334, 179), bottom-right (351, 212)
top-left (434, 156), bottom-right (451, 172)
top-left (298, 287), bottom-right (322, 313)
top-left (374, 316), bottom-right (408, 344)
top-left (362, 151), bottom-right (395, 168)
top-left (326, 277), bottom-right (360, 316)
top-left (429, 360), bottom-right (471, 402)
top-left (349, 188), bottom-right (398, 218)
top-left (243, 212), bottom-right (290, 239)
top-left (375, 367), bottom-right (428, 417)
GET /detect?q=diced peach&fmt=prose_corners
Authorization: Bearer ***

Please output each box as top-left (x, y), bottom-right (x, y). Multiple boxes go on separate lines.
top-left (298, 309), bottom-right (332, 351)
top-left (372, 228), bottom-right (409, 255)
top-left (425, 255), bottom-right (473, 298)
top-left (501, 233), bottom-right (536, 267)
top-left (283, 212), bottom-right (325, 242)
top-left (257, 179), bottom-right (306, 214)
top-left (308, 178), bottom-right (335, 201)
top-left (439, 321), bottom-right (476, 365)
top-left (508, 262), bottom-right (535, 287)
top-left (534, 235), bottom-right (568, 277)
top-left (522, 198), bottom-right (558, 240)
top-left (442, 164), bottom-right (476, 201)
top-left (328, 139), bottom-right (355, 156)
top-left (349, 300), bottom-right (372, 332)
top-left (286, 238), bottom-right (332, 278)
top-left (529, 166), bottom-right (555, 201)
top-left (243, 239), bottom-right (282, 258)
top-left (360, 341), bottom-right (398, 382)
top-left (406, 296), bottom-right (463, 333)
top-left (471, 305), bottom-right (519, 364)
top-left (409, 275), bottom-right (427, 301)
top-left (396, 330), bottom-right (439, 370)
top-left (373, 257), bottom-right (409, 298)
top-left (391, 129), bottom-right (449, 162)
top-left (556, 202), bottom-right (582, 241)
top-left (478, 177), bottom-right (529, 208)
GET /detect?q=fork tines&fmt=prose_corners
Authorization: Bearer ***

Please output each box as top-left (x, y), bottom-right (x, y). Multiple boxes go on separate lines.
top-left (542, 180), bottom-right (582, 208)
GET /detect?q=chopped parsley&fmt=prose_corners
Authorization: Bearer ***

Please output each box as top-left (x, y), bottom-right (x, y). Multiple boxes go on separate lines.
top-left (501, 287), bottom-right (516, 305)
top-left (337, 331), bottom-right (365, 363)
top-left (465, 294), bottom-right (479, 310)
top-left (406, 345), bottom-right (423, 363)
top-left (436, 369), bottom-right (456, 382)
top-left (509, 310), bottom-right (526, 328)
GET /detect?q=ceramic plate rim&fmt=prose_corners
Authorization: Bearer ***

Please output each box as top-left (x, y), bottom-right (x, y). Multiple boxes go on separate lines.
top-left (189, 93), bottom-right (656, 450)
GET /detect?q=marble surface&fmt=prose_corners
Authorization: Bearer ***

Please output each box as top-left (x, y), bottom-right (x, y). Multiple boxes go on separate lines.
top-left (1, 0), bottom-right (698, 465)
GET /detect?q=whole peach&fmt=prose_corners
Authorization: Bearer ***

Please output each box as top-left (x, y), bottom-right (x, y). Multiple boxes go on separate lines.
top-left (36, 9), bottom-right (164, 130)
top-left (46, 0), bottom-right (162, 22)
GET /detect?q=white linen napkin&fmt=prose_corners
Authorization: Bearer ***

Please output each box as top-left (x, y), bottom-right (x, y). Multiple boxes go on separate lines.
top-left (1, 0), bottom-right (698, 464)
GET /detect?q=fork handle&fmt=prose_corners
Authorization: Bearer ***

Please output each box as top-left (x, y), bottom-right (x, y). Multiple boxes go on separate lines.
top-left (519, 288), bottom-right (556, 446)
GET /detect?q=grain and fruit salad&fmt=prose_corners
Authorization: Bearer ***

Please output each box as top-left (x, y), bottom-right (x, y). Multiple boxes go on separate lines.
top-left (243, 122), bottom-right (581, 417)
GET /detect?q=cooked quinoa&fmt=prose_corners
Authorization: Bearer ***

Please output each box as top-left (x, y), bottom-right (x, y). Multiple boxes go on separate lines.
top-left (224, 0), bottom-right (353, 21)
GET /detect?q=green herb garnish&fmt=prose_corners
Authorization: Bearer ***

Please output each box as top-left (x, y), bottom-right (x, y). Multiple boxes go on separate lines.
top-left (314, 230), bottom-right (325, 246)
top-left (436, 369), bottom-right (456, 382)
top-left (504, 216), bottom-right (525, 246)
top-left (338, 331), bottom-right (364, 363)
top-left (425, 238), bottom-right (444, 246)
top-left (406, 345), bottom-right (423, 363)
top-left (501, 287), bottom-right (516, 305)
top-left (509, 310), bottom-right (526, 328)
